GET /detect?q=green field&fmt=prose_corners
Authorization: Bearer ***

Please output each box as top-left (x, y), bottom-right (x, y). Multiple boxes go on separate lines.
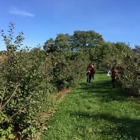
top-left (40, 69), bottom-right (140, 140)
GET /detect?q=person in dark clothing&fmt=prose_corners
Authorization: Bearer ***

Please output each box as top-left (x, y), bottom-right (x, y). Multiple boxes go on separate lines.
top-left (111, 67), bottom-right (118, 88)
top-left (90, 63), bottom-right (95, 79)
top-left (86, 63), bottom-right (95, 84)
top-left (86, 68), bottom-right (92, 84)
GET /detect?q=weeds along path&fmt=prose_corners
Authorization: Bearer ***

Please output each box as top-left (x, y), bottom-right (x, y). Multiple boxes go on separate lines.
top-left (40, 69), bottom-right (140, 140)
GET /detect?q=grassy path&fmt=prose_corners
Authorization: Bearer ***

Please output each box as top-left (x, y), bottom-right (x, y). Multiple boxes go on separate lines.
top-left (40, 69), bottom-right (140, 140)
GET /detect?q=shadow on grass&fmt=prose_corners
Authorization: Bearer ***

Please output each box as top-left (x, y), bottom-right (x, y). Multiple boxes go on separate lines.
top-left (70, 112), bottom-right (140, 139)
top-left (95, 69), bottom-right (107, 74)
top-left (76, 78), bottom-right (128, 103)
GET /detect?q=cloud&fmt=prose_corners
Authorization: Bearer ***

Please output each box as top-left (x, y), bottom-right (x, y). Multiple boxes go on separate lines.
top-left (10, 7), bottom-right (35, 17)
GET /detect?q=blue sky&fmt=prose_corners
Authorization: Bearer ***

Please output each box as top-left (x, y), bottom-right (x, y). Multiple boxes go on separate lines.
top-left (0, 0), bottom-right (140, 51)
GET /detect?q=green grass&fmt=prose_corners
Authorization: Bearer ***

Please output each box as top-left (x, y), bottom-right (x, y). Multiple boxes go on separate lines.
top-left (40, 69), bottom-right (140, 140)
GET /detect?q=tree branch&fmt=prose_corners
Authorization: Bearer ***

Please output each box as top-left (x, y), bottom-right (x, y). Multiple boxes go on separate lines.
top-left (0, 83), bottom-right (20, 110)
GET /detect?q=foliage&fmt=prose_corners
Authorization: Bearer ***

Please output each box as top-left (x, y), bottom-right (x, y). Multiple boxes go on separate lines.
top-left (44, 48), bottom-right (89, 92)
top-left (117, 47), bottom-right (140, 96)
top-left (43, 30), bottom-right (105, 64)
top-left (71, 30), bottom-right (105, 50)
top-left (0, 22), bottom-right (50, 139)
top-left (95, 42), bottom-right (131, 69)
top-left (99, 42), bottom-right (140, 96)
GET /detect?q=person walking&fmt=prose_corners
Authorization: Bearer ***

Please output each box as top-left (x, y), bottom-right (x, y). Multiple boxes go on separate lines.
top-left (111, 66), bottom-right (118, 88)
top-left (90, 63), bottom-right (95, 79)
top-left (86, 67), bottom-right (92, 84)
top-left (86, 63), bottom-right (95, 84)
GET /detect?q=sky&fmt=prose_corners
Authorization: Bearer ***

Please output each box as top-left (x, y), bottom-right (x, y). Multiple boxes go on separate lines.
top-left (0, 0), bottom-right (140, 51)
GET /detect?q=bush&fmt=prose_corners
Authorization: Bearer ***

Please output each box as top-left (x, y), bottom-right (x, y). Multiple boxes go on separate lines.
top-left (0, 22), bottom-right (50, 139)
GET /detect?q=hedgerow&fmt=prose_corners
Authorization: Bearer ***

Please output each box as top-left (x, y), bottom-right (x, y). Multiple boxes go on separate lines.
top-left (0, 22), bottom-right (89, 139)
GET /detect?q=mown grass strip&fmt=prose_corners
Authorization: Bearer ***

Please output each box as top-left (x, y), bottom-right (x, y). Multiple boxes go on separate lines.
top-left (40, 69), bottom-right (140, 140)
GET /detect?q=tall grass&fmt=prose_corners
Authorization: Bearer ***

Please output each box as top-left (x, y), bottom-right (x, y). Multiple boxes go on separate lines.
top-left (40, 69), bottom-right (140, 140)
